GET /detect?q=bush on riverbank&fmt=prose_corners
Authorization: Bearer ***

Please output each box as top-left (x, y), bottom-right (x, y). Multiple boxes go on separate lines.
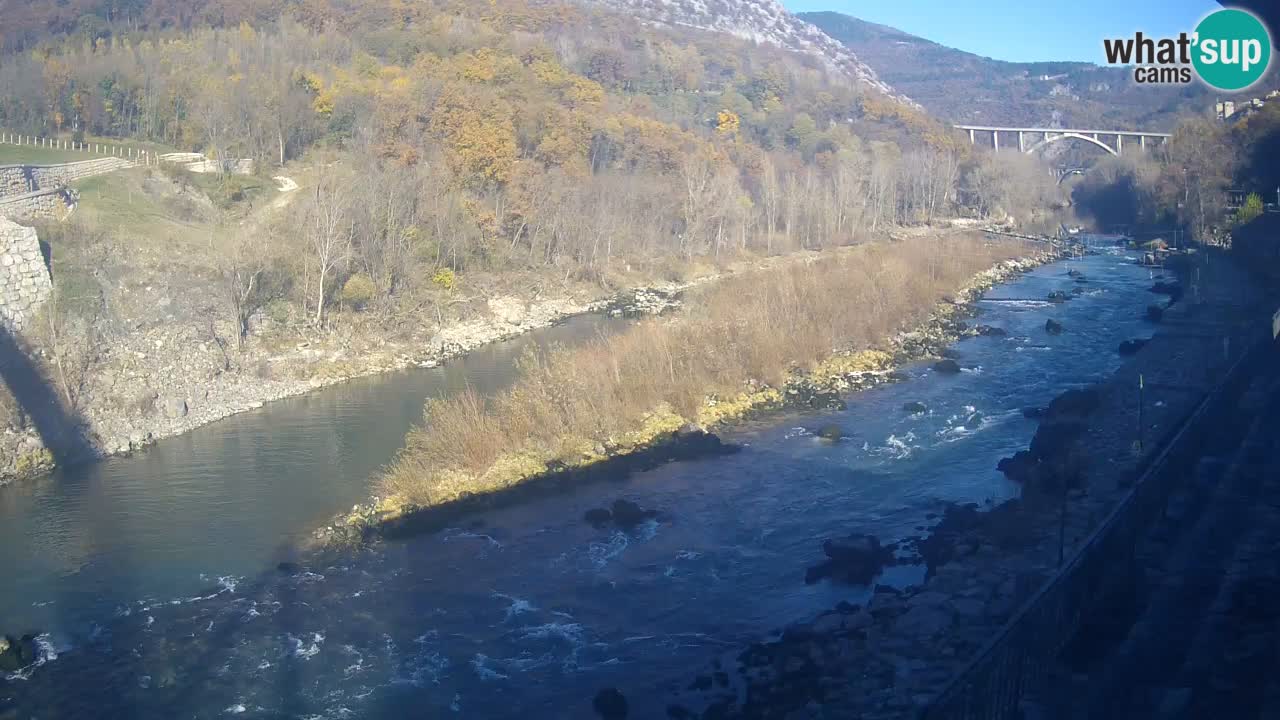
top-left (380, 232), bottom-right (1031, 508)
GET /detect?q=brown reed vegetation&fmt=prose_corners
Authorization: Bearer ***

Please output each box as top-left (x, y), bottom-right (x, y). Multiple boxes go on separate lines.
top-left (380, 232), bottom-right (1031, 507)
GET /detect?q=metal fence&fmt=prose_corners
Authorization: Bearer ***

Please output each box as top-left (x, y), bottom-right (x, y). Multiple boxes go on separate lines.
top-left (919, 334), bottom-right (1271, 720)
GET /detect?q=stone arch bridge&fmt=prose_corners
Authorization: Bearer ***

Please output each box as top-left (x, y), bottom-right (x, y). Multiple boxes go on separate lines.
top-left (955, 125), bottom-right (1171, 156)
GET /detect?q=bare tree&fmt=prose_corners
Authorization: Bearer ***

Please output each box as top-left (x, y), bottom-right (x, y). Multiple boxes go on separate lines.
top-left (219, 229), bottom-right (278, 347)
top-left (759, 154), bottom-right (781, 254)
top-left (301, 172), bottom-right (354, 327)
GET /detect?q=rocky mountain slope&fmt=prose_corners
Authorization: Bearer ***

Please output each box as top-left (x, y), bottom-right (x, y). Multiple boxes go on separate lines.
top-left (800, 10), bottom-right (1215, 130)
top-left (582, 0), bottom-right (914, 104)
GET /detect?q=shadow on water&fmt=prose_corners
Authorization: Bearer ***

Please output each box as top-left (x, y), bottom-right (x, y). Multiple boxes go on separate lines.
top-left (0, 323), bottom-right (94, 466)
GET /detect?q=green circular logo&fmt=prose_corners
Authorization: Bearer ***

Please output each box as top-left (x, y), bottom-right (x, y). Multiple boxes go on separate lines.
top-left (1193, 9), bottom-right (1272, 91)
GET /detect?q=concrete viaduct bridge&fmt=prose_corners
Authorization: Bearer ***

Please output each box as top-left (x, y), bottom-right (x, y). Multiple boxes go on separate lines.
top-left (954, 125), bottom-right (1172, 156)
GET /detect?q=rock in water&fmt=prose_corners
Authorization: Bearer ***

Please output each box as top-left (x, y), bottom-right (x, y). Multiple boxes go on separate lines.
top-left (1045, 388), bottom-right (1101, 418)
top-left (823, 535), bottom-right (879, 562)
top-left (1119, 338), bottom-right (1149, 356)
top-left (932, 359), bottom-right (961, 374)
top-left (997, 450), bottom-right (1040, 484)
top-left (0, 634), bottom-right (36, 672)
top-left (593, 688), bottom-right (629, 719)
top-left (1044, 319), bottom-right (1064, 335)
top-left (1146, 304), bottom-right (1164, 323)
top-left (1046, 291), bottom-right (1070, 303)
top-left (816, 424), bottom-right (844, 441)
top-left (609, 499), bottom-right (654, 529)
top-left (807, 534), bottom-right (894, 585)
top-left (583, 508), bottom-right (613, 528)
top-left (1150, 281), bottom-right (1183, 301)
top-left (975, 325), bottom-right (1007, 337)
top-left (902, 401), bottom-right (928, 414)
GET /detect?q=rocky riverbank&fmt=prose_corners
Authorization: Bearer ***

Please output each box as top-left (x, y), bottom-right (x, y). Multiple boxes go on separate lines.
top-left (658, 247), bottom-right (1274, 720)
top-left (320, 245), bottom-right (1065, 545)
top-left (0, 268), bottom-right (704, 486)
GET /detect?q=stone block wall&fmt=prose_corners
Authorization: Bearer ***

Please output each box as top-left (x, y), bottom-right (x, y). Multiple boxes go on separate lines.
top-left (30, 158), bottom-right (134, 188)
top-left (0, 158), bottom-right (134, 201)
top-left (0, 216), bottom-right (52, 331)
top-left (0, 166), bottom-right (34, 197)
top-left (0, 187), bottom-right (78, 223)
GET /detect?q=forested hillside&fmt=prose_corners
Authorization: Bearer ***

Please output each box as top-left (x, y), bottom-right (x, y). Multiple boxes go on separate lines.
top-left (1, 0), bottom-right (1055, 302)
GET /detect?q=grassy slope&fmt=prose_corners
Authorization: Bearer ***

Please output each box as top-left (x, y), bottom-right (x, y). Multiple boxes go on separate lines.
top-left (0, 144), bottom-right (94, 165)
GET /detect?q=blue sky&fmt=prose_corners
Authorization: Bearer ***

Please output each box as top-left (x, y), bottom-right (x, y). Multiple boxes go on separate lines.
top-left (785, 0), bottom-right (1224, 64)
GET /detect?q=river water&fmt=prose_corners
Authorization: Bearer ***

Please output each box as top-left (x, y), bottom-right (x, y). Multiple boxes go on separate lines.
top-left (1, 244), bottom-right (1164, 719)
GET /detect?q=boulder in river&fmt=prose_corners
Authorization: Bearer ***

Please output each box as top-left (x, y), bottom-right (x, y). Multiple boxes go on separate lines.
top-left (583, 499), bottom-right (658, 530)
top-left (999, 387), bottom-right (1100, 491)
top-left (1150, 281), bottom-right (1184, 302)
top-left (583, 508), bottom-right (613, 528)
top-left (902, 402), bottom-right (928, 414)
top-left (975, 325), bottom-right (1008, 337)
top-left (806, 534), bottom-right (895, 586)
top-left (276, 561), bottom-right (303, 576)
top-left (1045, 388), bottom-right (1101, 418)
top-left (1146, 304), bottom-right (1165, 323)
top-left (0, 634), bottom-right (38, 672)
top-left (1044, 319), bottom-right (1064, 335)
top-left (593, 688), bottom-right (629, 719)
top-left (1030, 418), bottom-right (1088, 457)
top-left (816, 424), bottom-right (845, 442)
top-left (609, 499), bottom-right (656, 529)
top-left (1119, 338), bottom-right (1149, 356)
top-left (997, 450), bottom-right (1040, 485)
top-left (1066, 269), bottom-right (1085, 278)
top-left (932, 359), bottom-right (962, 374)
top-left (1047, 291), bottom-right (1070, 303)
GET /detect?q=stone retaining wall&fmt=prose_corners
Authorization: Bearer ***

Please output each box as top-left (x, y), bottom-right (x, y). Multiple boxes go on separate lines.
top-left (0, 165), bottom-right (34, 197)
top-left (0, 216), bottom-right (52, 331)
top-left (0, 158), bottom-right (134, 200)
top-left (0, 187), bottom-right (78, 223)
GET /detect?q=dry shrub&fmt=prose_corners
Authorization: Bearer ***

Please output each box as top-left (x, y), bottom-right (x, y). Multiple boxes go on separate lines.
top-left (382, 233), bottom-right (1029, 505)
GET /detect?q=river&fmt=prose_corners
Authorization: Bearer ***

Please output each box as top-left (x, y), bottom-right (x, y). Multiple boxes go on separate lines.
top-left (0, 243), bottom-right (1164, 719)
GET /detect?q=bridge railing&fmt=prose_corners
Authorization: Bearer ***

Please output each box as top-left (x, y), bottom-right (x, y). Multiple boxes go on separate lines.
top-left (919, 332), bottom-right (1272, 720)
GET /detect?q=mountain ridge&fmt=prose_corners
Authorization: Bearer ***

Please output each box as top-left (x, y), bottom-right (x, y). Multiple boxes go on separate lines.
top-left (583, 0), bottom-right (916, 104)
top-left (800, 9), bottom-right (1216, 130)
